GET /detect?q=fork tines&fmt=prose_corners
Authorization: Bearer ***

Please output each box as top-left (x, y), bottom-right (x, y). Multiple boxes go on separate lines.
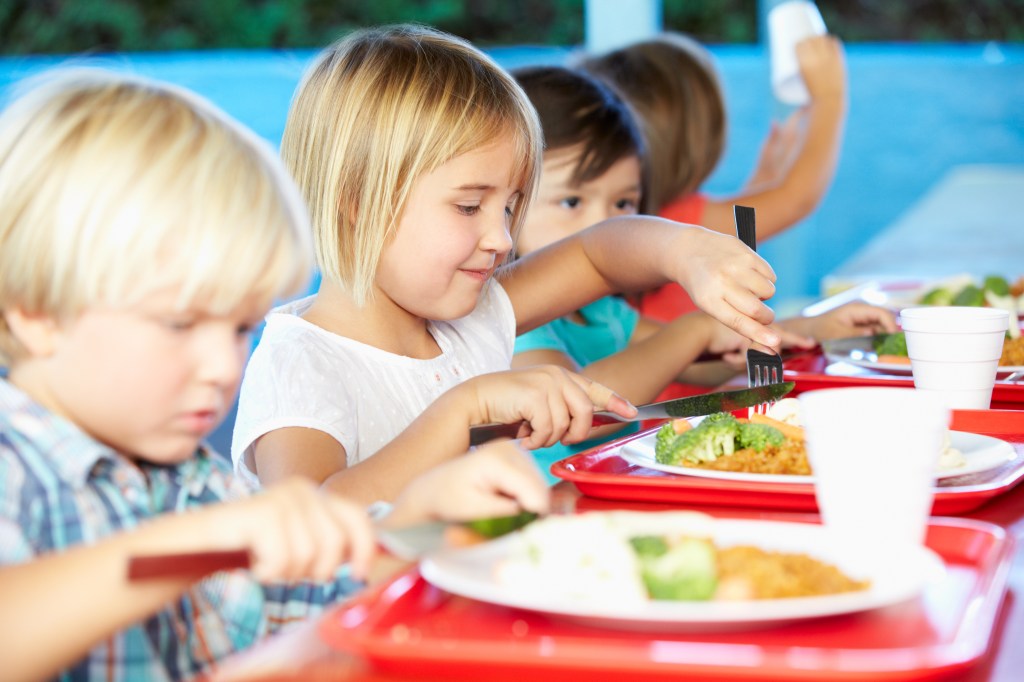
top-left (746, 349), bottom-right (785, 415)
top-left (746, 349), bottom-right (784, 387)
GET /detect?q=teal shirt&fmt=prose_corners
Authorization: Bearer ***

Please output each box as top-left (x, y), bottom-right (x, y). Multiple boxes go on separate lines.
top-left (514, 296), bottom-right (641, 482)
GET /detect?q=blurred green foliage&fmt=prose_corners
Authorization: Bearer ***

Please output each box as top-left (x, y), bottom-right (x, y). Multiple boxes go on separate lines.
top-left (1, 0), bottom-right (1022, 54)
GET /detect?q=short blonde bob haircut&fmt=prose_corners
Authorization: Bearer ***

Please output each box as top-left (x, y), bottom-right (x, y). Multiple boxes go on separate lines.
top-left (579, 32), bottom-right (726, 214)
top-left (281, 24), bottom-right (543, 305)
top-left (0, 68), bottom-right (313, 365)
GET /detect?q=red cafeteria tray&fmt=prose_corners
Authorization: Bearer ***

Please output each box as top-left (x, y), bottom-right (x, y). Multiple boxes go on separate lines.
top-left (551, 410), bottom-right (1024, 515)
top-left (318, 517), bottom-right (1013, 682)
top-left (782, 353), bottom-right (1024, 410)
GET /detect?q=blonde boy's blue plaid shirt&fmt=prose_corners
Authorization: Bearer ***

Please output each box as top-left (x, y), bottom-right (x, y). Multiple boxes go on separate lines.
top-left (0, 379), bottom-right (362, 681)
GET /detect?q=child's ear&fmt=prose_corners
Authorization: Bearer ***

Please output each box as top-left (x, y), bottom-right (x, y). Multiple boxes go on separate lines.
top-left (3, 308), bottom-right (60, 358)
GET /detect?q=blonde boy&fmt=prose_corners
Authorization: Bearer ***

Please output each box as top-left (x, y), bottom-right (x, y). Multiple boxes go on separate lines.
top-left (0, 69), bottom-right (551, 681)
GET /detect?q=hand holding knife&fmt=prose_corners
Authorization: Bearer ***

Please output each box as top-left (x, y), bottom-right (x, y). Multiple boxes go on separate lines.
top-left (469, 381), bottom-right (794, 445)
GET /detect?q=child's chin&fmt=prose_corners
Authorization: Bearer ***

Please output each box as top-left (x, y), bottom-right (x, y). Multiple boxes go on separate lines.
top-left (130, 440), bottom-right (204, 466)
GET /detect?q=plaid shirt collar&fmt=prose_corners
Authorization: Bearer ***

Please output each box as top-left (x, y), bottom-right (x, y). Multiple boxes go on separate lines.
top-left (0, 378), bottom-right (211, 488)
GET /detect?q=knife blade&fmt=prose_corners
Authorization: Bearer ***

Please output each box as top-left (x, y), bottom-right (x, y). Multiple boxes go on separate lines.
top-left (468, 381), bottom-right (794, 446)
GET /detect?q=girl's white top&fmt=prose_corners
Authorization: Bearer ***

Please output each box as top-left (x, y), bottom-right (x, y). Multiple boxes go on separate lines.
top-left (231, 282), bottom-right (515, 488)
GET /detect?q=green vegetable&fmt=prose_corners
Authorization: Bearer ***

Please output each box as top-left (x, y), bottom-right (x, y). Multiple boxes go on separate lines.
top-left (872, 331), bottom-right (908, 356)
top-left (983, 275), bottom-right (1011, 297)
top-left (629, 535), bottom-right (669, 559)
top-left (654, 413), bottom-right (740, 465)
top-left (631, 536), bottom-right (718, 601)
top-left (919, 287), bottom-right (955, 306)
top-left (952, 284), bottom-right (985, 307)
top-left (737, 422), bottom-right (785, 452)
top-left (464, 511), bottom-right (539, 538)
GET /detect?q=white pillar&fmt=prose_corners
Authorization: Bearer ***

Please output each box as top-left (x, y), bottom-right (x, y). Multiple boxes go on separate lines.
top-left (584, 0), bottom-right (663, 53)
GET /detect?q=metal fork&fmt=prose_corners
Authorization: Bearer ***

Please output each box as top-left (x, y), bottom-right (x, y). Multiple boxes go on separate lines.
top-left (734, 205), bottom-right (785, 415)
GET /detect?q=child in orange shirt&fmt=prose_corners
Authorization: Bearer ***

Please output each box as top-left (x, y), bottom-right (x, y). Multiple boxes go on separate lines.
top-left (580, 31), bottom-right (847, 321)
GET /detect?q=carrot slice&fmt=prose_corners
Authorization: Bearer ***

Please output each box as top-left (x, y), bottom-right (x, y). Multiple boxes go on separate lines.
top-left (877, 354), bottom-right (912, 365)
top-left (749, 413), bottom-right (806, 441)
top-left (672, 419), bottom-right (693, 434)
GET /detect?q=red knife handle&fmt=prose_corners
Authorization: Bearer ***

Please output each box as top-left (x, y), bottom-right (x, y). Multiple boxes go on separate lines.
top-left (469, 412), bottom-right (625, 446)
top-left (127, 549), bottom-right (251, 581)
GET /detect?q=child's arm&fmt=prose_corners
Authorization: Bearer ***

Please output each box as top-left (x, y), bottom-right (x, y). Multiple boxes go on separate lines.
top-left (0, 479), bottom-right (374, 682)
top-left (513, 313), bottom-right (721, 407)
top-left (501, 216), bottom-right (781, 349)
top-left (254, 367), bottom-right (634, 505)
top-left (697, 34), bottom-right (848, 239)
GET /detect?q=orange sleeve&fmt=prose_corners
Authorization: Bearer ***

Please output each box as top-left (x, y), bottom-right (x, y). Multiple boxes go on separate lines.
top-left (631, 194), bottom-right (707, 322)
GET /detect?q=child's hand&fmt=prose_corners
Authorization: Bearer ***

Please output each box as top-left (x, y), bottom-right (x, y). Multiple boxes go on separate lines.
top-left (464, 366), bottom-right (636, 449)
top-left (669, 227), bottom-right (781, 350)
top-left (704, 315), bottom-right (815, 367)
top-left (784, 302), bottom-right (898, 341)
top-left (212, 478), bottom-right (376, 583)
top-left (796, 34), bottom-right (846, 103)
top-left (386, 441), bottom-right (549, 527)
top-left (746, 110), bottom-right (807, 190)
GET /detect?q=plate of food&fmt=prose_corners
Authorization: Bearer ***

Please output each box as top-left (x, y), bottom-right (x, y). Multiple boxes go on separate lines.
top-left (618, 399), bottom-right (1017, 483)
top-left (878, 273), bottom-right (1024, 312)
top-left (822, 332), bottom-right (1024, 378)
top-left (419, 510), bottom-right (944, 630)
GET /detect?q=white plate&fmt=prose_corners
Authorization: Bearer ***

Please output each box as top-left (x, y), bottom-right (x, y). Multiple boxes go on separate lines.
top-left (620, 430), bottom-right (1016, 483)
top-left (822, 334), bottom-right (1024, 378)
top-left (419, 513), bottom-right (944, 630)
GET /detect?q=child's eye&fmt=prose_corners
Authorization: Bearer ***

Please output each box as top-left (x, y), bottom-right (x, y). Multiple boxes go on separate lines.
top-left (558, 197), bottom-right (581, 209)
top-left (235, 322), bottom-right (257, 338)
top-left (456, 204), bottom-right (480, 216)
top-left (616, 198), bottom-right (639, 213)
top-left (163, 318), bottom-right (196, 332)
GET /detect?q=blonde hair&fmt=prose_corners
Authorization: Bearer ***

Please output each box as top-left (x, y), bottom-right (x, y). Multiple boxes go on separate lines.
top-left (281, 24), bottom-right (542, 305)
top-left (0, 68), bottom-right (313, 365)
top-left (579, 32), bottom-right (726, 213)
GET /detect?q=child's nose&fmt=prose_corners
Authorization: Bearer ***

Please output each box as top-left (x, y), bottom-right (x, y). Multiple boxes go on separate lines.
top-left (480, 212), bottom-right (514, 253)
top-left (197, 331), bottom-right (246, 389)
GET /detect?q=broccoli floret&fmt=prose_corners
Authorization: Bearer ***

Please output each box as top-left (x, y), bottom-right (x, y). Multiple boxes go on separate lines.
top-left (919, 287), bottom-right (954, 306)
top-left (632, 536), bottom-right (718, 601)
top-left (952, 284), bottom-right (985, 307)
top-left (655, 425), bottom-right (714, 464)
top-left (737, 422), bottom-right (785, 452)
top-left (629, 535), bottom-right (669, 559)
top-left (655, 413), bottom-right (739, 465)
top-left (654, 422), bottom-right (688, 461)
top-left (701, 412), bottom-right (737, 426)
top-left (983, 275), bottom-right (1010, 297)
top-left (872, 331), bottom-right (908, 356)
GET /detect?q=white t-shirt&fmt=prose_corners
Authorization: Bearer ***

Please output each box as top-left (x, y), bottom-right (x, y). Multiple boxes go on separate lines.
top-left (231, 282), bottom-right (516, 488)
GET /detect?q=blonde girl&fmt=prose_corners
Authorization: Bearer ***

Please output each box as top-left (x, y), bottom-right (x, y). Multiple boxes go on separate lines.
top-left (233, 24), bottom-right (781, 503)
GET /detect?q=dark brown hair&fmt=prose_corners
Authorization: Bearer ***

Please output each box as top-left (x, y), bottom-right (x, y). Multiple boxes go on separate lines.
top-left (578, 32), bottom-right (726, 213)
top-left (512, 65), bottom-right (648, 212)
